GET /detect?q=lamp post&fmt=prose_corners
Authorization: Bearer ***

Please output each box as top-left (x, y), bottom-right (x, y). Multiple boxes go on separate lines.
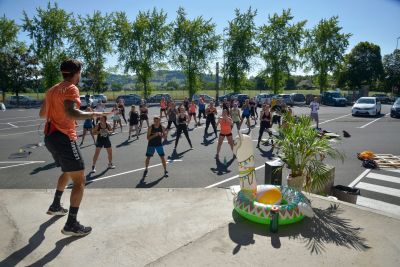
top-left (396, 37), bottom-right (400, 50)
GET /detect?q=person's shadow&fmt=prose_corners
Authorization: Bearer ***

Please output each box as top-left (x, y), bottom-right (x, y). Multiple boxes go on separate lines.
top-left (30, 162), bottom-right (58, 175)
top-left (0, 216), bottom-right (82, 266)
top-left (228, 203), bottom-right (370, 255)
top-left (116, 139), bottom-right (136, 148)
top-left (257, 145), bottom-right (275, 159)
top-left (210, 156), bottom-right (235, 175)
top-left (167, 148), bottom-right (190, 160)
top-left (136, 175), bottom-right (165, 188)
top-left (201, 135), bottom-right (217, 146)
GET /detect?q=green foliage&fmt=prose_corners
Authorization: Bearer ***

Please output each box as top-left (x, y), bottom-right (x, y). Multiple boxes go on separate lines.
top-left (0, 15), bottom-right (19, 50)
top-left (285, 78), bottom-right (296, 90)
top-left (223, 8), bottom-right (258, 93)
top-left (257, 9), bottom-right (306, 94)
top-left (302, 16), bottom-right (351, 93)
top-left (69, 11), bottom-right (113, 93)
top-left (275, 114), bottom-right (344, 192)
top-left (171, 7), bottom-right (220, 97)
top-left (22, 2), bottom-right (71, 89)
top-left (383, 49), bottom-right (400, 94)
top-left (114, 8), bottom-right (170, 98)
top-left (344, 41), bottom-right (384, 88)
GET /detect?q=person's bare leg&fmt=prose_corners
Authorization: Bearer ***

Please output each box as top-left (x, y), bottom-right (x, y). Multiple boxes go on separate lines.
top-left (56, 172), bottom-right (70, 191)
top-left (146, 120), bottom-right (149, 129)
top-left (160, 156), bottom-right (167, 171)
top-left (227, 135), bottom-right (234, 151)
top-left (216, 135), bottom-right (224, 156)
top-left (68, 170), bottom-right (86, 207)
top-left (92, 148), bottom-right (101, 166)
top-left (80, 129), bottom-right (87, 145)
top-left (106, 147), bottom-right (112, 164)
top-left (119, 121), bottom-right (123, 132)
top-left (90, 129), bottom-right (95, 144)
top-left (145, 157), bottom-right (150, 169)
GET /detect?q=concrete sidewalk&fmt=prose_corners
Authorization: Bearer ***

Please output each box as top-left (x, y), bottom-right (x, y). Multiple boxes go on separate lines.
top-left (0, 188), bottom-right (399, 267)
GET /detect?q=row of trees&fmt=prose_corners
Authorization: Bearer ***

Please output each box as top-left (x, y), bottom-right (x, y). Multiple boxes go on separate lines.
top-left (1, 3), bottom-right (399, 99)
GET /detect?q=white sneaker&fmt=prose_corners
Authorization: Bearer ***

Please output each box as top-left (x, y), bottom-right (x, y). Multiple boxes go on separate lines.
top-left (91, 166), bottom-right (96, 173)
top-left (108, 163), bottom-right (116, 169)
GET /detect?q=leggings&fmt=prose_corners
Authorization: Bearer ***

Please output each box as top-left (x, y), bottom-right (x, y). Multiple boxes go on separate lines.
top-left (175, 124), bottom-right (192, 148)
top-left (120, 109), bottom-right (127, 124)
top-left (205, 117), bottom-right (217, 136)
top-left (258, 121), bottom-right (272, 145)
top-left (167, 120), bottom-right (177, 130)
top-left (198, 110), bottom-right (206, 119)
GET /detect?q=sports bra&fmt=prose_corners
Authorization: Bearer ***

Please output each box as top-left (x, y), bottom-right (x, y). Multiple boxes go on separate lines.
top-left (220, 118), bottom-right (231, 135)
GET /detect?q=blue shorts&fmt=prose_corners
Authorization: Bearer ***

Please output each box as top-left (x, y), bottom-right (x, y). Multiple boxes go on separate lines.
top-left (241, 113), bottom-right (250, 119)
top-left (146, 146), bottom-right (165, 157)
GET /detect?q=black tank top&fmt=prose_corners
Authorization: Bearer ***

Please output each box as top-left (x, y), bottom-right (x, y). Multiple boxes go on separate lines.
top-left (262, 111), bottom-right (270, 120)
top-left (178, 114), bottom-right (186, 124)
top-left (130, 111), bottom-right (139, 124)
top-left (207, 108), bottom-right (216, 119)
top-left (148, 125), bottom-right (163, 147)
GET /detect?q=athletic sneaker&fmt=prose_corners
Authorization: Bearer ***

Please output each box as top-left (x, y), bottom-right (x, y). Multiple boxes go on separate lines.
top-left (190, 146), bottom-right (194, 150)
top-left (46, 205), bottom-right (68, 216)
top-left (91, 166), bottom-right (96, 173)
top-left (164, 170), bottom-right (169, 177)
top-left (143, 169), bottom-right (148, 177)
top-left (61, 221), bottom-right (92, 236)
top-left (108, 163), bottom-right (116, 169)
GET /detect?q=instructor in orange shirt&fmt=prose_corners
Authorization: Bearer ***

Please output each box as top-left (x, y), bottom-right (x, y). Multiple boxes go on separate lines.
top-left (40, 59), bottom-right (110, 236)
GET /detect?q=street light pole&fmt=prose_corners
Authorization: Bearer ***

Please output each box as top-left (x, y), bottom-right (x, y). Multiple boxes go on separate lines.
top-left (396, 37), bottom-right (400, 50)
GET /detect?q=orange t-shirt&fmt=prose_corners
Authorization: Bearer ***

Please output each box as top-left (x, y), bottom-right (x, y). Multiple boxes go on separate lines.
top-left (220, 118), bottom-right (232, 135)
top-left (44, 81), bottom-right (81, 140)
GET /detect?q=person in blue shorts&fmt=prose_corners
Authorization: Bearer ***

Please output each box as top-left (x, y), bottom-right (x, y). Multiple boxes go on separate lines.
top-left (239, 99), bottom-right (251, 134)
top-left (144, 116), bottom-right (168, 177)
top-left (80, 107), bottom-right (96, 146)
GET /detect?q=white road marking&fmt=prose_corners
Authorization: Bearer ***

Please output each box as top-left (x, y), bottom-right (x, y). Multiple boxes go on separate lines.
top-left (358, 115), bottom-right (386, 129)
top-left (74, 159), bottom-right (183, 186)
top-left (0, 123), bottom-right (41, 131)
top-left (356, 182), bottom-right (400, 198)
top-left (366, 172), bottom-right (400, 184)
top-left (0, 161), bottom-right (46, 170)
top-left (319, 114), bottom-right (351, 125)
top-left (0, 160), bottom-right (46, 163)
top-left (349, 169), bottom-right (371, 187)
top-left (356, 196), bottom-right (400, 216)
top-left (0, 118), bottom-right (43, 124)
top-left (387, 169), bottom-right (400, 174)
top-left (7, 123), bottom-right (18, 128)
top-left (205, 164), bottom-right (265, 189)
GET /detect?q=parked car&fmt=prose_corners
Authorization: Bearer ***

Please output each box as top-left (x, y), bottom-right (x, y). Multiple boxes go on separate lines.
top-left (290, 93), bottom-right (306, 106)
top-left (192, 94), bottom-right (214, 104)
top-left (390, 98), bottom-right (400, 118)
top-left (305, 94), bottom-right (317, 105)
top-left (277, 94), bottom-right (294, 106)
top-left (218, 92), bottom-right (239, 102)
top-left (256, 93), bottom-right (273, 107)
top-left (371, 94), bottom-right (391, 104)
top-left (146, 93), bottom-right (171, 103)
top-left (116, 94), bottom-right (142, 106)
top-left (321, 91), bottom-right (347, 106)
top-left (79, 96), bottom-right (91, 110)
top-left (6, 95), bottom-right (40, 107)
top-left (352, 97), bottom-right (381, 117)
top-left (236, 94), bottom-right (249, 107)
top-left (93, 94), bottom-right (108, 103)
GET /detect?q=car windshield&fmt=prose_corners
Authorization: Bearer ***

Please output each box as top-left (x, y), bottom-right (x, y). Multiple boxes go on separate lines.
top-left (292, 94), bottom-right (305, 101)
top-left (330, 93), bottom-right (342, 98)
top-left (357, 98), bottom-right (375, 104)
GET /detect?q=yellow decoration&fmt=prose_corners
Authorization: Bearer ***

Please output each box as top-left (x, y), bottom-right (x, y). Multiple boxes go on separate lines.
top-left (257, 186), bottom-right (282, 205)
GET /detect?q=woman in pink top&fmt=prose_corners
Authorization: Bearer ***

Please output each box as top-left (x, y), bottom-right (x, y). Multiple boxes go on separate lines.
top-left (188, 100), bottom-right (198, 128)
top-left (160, 97), bottom-right (167, 119)
top-left (216, 109), bottom-right (233, 159)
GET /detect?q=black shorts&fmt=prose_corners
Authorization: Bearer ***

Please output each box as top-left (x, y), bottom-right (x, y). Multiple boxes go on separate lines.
top-left (160, 108), bottom-right (166, 112)
top-left (272, 115), bottom-right (281, 124)
top-left (189, 112), bottom-right (196, 116)
top-left (129, 121), bottom-right (138, 126)
top-left (220, 133), bottom-right (232, 137)
top-left (45, 131), bottom-right (84, 172)
top-left (140, 114), bottom-right (148, 121)
top-left (96, 137), bottom-right (111, 148)
top-left (83, 127), bottom-right (92, 131)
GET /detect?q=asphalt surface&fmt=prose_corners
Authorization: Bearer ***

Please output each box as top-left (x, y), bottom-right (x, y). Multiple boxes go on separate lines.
top-left (0, 104), bottom-right (399, 214)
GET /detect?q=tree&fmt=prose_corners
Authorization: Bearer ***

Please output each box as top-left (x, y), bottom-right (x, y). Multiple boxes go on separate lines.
top-left (285, 78), bottom-right (296, 90)
top-left (345, 42), bottom-right (384, 88)
top-left (302, 16), bottom-right (351, 93)
top-left (69, 11), bottom-right (114, 93)
top-left (257, 9), bottom-right (306, 94)
top-left (383, 49), bottom-right (400, 95)
top-left (114, 9), bottom-right (170, 98)
top-left (171, 7), bottom-right (220, 97)
top-left (223, 8), bottom-right (258, 93)
top-left (0, 16), bottom-right (20, 100)
top-left (23, 2), bottom-right (71, 89)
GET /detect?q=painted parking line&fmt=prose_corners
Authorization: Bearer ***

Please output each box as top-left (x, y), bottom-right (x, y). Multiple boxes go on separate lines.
top-left (69, 159), bottom-right (183, 186)
top-left (205, 164), bottom-right (265, 189)
top-left (0, 118), bottom-right (43, 124)
top-left (0, 115), bottom-right (38, 121)
top-left (358, 114), bottom-right (386, 129)
top-left (0, 161), bottom-right (46, 170)
top-left (7, 123), bottom-right (18, 128)
top-left (356, 182), bottom-right (400, 198)
top-left (356, 196), bottom-right (400, 216)
top-left (318, 114), bottom-right (351, 125)
top-left (366, 172), bottom-right (400, 184)
top-left (349, 169), bottom-right (371, 187)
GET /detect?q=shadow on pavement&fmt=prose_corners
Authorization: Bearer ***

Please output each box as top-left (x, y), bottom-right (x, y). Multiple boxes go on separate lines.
top-left (167, 148), bottom-right (190, 160)
top-left (257, 145), bottom-right (275, 159)
top-left (0, 216), bottom-right (62, 266)
top-left (136, 175), bottom-right (165, 188)
top-left (30, 162), bottom-right (58, 175)
top-left (228, 203), bottom-right (370, 255)
top-left (201, 135), bottom-right (217, 146)
top-left (210, 156), bottom-right (235, 175)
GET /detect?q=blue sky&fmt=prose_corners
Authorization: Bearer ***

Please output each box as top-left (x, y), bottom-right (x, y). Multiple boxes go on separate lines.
top-left (1, 0), bottom-right (399, 76)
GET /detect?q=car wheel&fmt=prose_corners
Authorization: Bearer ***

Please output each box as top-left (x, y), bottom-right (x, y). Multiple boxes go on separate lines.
top-left (390, 113), bottom-right (394, 118)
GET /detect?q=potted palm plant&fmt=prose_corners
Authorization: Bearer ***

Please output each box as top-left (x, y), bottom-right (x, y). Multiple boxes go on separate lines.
top-left (275, 114), bottom-right (344, 192)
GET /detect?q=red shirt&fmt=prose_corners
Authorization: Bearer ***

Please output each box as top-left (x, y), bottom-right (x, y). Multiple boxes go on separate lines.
top-left (44, 81), bottom-right (81, 140)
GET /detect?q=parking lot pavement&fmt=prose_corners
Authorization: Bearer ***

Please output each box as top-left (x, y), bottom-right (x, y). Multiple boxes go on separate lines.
top-left (0, 104), bottom-right (399, 195)
top-left (348, 169), bottom-right (400, 217)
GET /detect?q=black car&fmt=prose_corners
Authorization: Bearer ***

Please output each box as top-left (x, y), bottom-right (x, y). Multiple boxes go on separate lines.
top-left (236, 94), bottom-right (249, 107)
top-left (218, 92), bottom-right (239, 102)
top-left (372, 94), bottom-right (391, 104)
top-left (116, 94), bottom-right (141, 105)
top-left (321, 91), bottom-right (347, 106)
top-left (146, 93), bottom-right (171, 104)
top-left (390, 98), bottom-right (400, 118)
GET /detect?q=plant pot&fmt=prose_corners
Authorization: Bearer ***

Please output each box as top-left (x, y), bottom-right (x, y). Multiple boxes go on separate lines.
top-left (311, 165), bottom-right (335, 195)
top-left (287, 174), bottom-right (306, 191)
